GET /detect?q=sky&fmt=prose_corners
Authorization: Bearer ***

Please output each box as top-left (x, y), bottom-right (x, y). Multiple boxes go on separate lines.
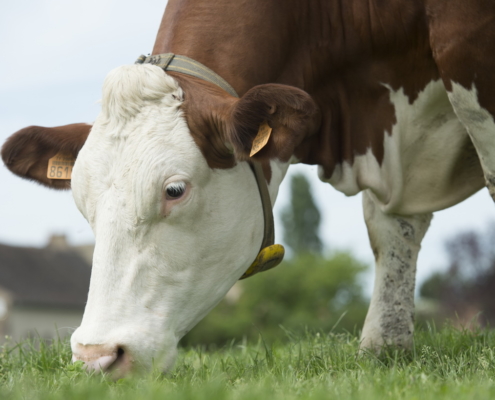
top-left (2, 0), bottom-right (495, 292)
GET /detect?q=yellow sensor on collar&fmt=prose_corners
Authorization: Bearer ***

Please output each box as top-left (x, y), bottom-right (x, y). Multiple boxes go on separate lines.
top-left (240, 244), bottom-right (285, 280)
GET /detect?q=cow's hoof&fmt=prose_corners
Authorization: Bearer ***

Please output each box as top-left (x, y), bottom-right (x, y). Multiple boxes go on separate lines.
top-left (359, 333), bottom-right (412, 355)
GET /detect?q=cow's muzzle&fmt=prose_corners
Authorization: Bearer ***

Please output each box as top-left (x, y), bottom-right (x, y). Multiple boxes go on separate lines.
top-left (72, 343), bottom-right (132, 376)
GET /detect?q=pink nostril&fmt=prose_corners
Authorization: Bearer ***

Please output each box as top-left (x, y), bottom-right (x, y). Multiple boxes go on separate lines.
top-left (72, 344), bottom-right (124, 373)
top-left (88, 354), bottom-right (118, 372)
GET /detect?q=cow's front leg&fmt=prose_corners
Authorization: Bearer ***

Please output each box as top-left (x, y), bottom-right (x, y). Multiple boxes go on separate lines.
top-left (360, 191), bottom-right (432, 351)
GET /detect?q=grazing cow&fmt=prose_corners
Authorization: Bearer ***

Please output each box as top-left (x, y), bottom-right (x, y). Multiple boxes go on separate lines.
top-left (2, 0), bottom-right (494, 376)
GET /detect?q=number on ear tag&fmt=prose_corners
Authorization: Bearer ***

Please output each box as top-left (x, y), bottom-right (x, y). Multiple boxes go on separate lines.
top-left (250, 121), bottom-right (272, 157)
top-left (47, 153), bottom-right (75, 180)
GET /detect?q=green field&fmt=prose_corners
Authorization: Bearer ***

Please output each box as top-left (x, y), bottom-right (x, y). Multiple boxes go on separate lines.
top-left (2, 326), bottom-right (495, 400)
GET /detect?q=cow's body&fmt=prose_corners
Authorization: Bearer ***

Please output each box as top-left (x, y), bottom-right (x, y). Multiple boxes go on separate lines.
top-left (158, 0), bottom-right (486, 212)
top-left (3, 0), bottom-right (495, 375)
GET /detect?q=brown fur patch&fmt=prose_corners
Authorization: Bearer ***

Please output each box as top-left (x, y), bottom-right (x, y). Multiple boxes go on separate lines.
top-left (170, 73), bottom-right (237, 170)
top-left (427, 0), bottom-right (495, 113)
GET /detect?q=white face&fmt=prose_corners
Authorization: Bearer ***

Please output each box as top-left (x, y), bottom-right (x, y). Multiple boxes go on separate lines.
top-left (70, 65), bottom-right (266, 373)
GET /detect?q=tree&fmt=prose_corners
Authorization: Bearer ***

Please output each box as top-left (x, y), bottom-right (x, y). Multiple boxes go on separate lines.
top-left (281, 173), bottom-right (323, 255)
top-left (419, 225), bottom-right (495, 326)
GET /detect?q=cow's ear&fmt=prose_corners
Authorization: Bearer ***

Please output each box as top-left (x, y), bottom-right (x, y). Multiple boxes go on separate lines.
top-left (227, 84), bottom-right (320, 162)
top-left (1, 123), bottom-right (91, 189)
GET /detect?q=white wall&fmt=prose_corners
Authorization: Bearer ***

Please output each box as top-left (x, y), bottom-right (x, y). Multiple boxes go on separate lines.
top-left (4, 306), bottom-right (84, 343)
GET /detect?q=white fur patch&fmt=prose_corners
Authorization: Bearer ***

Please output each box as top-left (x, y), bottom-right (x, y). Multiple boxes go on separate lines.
top-left (320, 80), bottom-right (484, 215)
top-left (100, 64), bottom-right (183, 133)
top-left (448, 82), bottom-right (495, 177)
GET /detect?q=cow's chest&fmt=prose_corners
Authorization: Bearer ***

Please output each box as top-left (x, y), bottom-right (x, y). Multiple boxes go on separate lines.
top-left (322, 80), bottom-right (484, 215)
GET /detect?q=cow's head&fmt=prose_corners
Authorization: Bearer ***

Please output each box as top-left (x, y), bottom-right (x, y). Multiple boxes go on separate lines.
top-left (1, 64), bottom-right (320, 376)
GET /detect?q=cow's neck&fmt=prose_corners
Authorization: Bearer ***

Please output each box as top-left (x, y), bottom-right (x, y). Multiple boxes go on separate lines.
top-left (152, 0), bottom-right (439, 178)
top-left (152, 0), bottom-right (301, 95)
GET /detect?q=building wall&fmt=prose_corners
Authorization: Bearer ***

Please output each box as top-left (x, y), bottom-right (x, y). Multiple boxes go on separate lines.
top-left (3, 306), bottom-right (84, 343)
top-left (0, 289), bottom-right (12, 339)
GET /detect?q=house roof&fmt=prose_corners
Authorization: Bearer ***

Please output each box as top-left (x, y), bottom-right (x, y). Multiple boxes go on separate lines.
top-left (0, 242), bottom-right (92, 309)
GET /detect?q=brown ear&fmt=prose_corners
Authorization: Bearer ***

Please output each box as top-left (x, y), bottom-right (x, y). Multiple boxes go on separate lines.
top-left (227, 84), bottom-right (321, 162)
top-left (1, 123), bottom-right (91, 189)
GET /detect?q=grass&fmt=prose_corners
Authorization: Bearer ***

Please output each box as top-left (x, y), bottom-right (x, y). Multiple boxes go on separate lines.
top-left (2, 325), bottom-right (495, 399)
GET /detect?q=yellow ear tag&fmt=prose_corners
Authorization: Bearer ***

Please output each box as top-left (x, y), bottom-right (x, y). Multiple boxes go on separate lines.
top-left (239, 244), bottom-right (285, 280)
top-left (250, 121), bottom-right (272, 157)
top-left (46, 153), bottom-right (75, 180)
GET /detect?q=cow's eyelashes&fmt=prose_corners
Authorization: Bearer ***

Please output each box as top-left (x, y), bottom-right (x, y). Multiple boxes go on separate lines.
top-left (165, 181), bottom-right (187, 200)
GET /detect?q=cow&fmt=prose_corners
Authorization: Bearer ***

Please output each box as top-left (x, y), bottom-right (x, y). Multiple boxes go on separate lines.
top-left (2, 0), bottom-right (494, 376)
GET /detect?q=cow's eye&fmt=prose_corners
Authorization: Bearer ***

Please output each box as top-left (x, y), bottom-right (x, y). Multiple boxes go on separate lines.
top-left (165, 182), bottom-right (186, 200)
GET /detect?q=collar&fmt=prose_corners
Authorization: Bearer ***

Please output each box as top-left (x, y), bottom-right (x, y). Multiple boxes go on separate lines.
top-left (135, 53), bottom-right (284, 279)
top-left (239, 163), bottom-right (284, 279)
top-left (135, 53), bottom-right (238, 97)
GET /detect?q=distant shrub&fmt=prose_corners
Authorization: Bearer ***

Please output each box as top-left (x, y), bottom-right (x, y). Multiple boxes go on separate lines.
top-left (182, 252), bottom-right (369, 347)
top-left (419, 225), bottom-right (495, 327)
